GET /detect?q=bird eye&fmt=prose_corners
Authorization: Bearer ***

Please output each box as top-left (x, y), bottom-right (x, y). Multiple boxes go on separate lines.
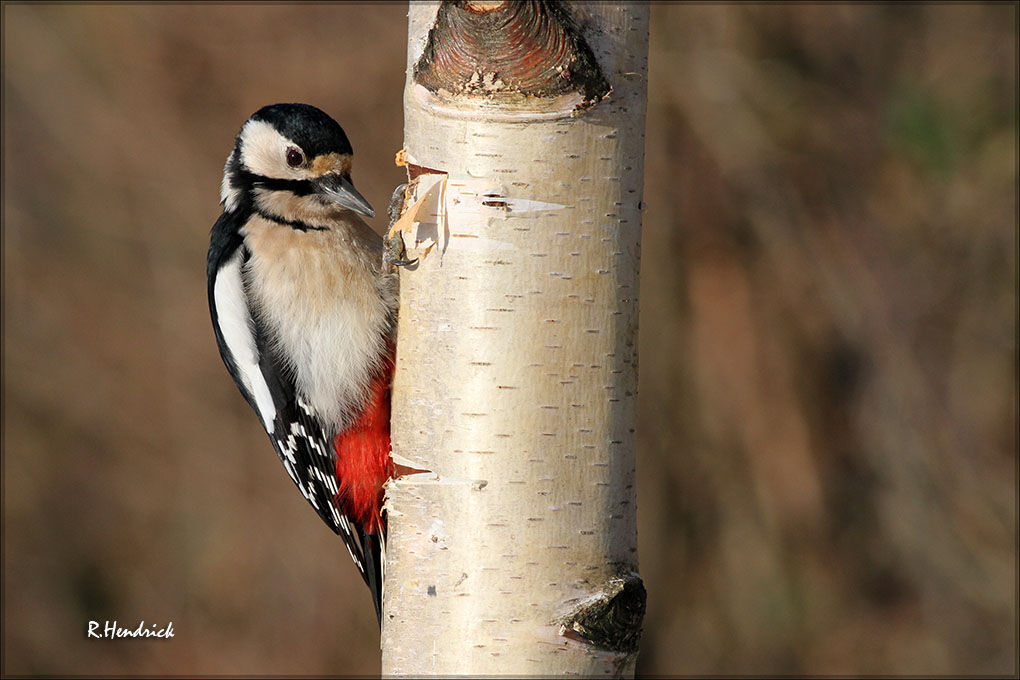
top-left (286, 147), bottom-right (305, 168)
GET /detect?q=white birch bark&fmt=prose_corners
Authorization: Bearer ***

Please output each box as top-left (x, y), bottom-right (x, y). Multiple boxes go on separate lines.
top-left (382, 2), bottom-right (648, 675)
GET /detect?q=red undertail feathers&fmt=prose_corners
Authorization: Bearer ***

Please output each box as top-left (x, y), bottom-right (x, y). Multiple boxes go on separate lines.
top-left (333, 348), bottom-right (395, 535)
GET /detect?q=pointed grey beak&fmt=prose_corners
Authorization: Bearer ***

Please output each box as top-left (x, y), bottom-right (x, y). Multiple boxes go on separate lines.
top-left (317, 174), bottom-right (375, 218)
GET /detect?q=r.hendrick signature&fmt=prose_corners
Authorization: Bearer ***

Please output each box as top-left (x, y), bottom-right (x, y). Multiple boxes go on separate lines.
top-left (87, 620), bottom-right (174, 639)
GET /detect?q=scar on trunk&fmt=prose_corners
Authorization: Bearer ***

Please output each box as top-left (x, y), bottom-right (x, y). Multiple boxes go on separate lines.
top-left (558, 571), bottom-right (646, 654)
top-left (413, 0), bottom-right (611, 114)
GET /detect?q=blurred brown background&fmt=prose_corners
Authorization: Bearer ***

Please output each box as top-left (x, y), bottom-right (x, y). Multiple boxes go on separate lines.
top-left (2, 3), bottom-right (1015, 676)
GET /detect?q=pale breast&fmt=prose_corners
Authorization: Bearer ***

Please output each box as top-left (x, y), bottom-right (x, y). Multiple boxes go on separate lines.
top-left (242, 214), bottom-right (394, 433)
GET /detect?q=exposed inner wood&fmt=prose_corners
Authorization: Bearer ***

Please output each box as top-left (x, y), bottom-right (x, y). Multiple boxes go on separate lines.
top-left (463, 1), bottom-right (508, 12)
top-left (413, 0), bottom-right (610, 108)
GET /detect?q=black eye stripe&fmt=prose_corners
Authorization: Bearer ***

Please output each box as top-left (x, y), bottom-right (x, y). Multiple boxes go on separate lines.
top-left (234, 167), bottom-right (316, 197)
top-left (254, 175), bottom-right (315, 196)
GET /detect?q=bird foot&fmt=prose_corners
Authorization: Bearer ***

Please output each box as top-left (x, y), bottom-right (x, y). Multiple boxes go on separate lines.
top-left (384, 233), bottom-right (417, 269)
top-left (384, 182), bottom-right (417, 269)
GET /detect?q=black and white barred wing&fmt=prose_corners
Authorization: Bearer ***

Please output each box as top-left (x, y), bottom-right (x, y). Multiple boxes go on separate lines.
top-left (267, 396), bottom-right (370, 577)
top-left (271, 399), bottom-right (384, 621)
top-left (207, 231), bottom-right (368, 577)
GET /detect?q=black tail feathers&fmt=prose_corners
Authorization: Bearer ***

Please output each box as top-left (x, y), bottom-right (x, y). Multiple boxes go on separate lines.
top-left (358, 529), bottom-right (383, 626)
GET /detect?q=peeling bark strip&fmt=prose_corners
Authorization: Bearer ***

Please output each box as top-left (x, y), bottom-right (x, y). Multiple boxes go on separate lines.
top-left (383, 3), bottom-right (648, 676)
top-left (413, 0), bottom-right (611, 114)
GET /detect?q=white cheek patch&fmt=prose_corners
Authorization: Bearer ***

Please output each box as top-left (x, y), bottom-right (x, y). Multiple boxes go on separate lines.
top-left (239, 119), bottom-right (297, 180)
top-left (213, 252), bottom-right (277, 432)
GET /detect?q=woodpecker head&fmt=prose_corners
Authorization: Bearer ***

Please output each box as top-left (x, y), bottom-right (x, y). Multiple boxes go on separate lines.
top-left (221, 103), bottom-right (375, 220)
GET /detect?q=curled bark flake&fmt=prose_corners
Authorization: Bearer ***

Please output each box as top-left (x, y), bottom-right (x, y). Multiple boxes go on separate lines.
top-left (414, 0), bottom-right (610, 113)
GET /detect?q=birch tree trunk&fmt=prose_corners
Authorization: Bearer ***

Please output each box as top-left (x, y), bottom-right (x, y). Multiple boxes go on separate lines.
top-left (382, 2), bottom-right (648, 675)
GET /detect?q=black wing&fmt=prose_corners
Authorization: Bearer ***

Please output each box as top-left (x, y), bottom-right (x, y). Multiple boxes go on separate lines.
top-left (208, 209), bottom-right (380, 617)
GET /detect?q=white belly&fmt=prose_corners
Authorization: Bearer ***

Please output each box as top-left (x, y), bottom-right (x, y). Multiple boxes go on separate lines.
top-left (242, 216), bottom-right (395, 432)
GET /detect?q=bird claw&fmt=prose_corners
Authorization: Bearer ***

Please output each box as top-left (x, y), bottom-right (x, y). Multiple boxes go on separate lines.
top-left (383, 231), bottom-right (416, 268)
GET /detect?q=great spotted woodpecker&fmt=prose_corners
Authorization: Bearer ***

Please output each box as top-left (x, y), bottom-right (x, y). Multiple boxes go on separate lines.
top-left (207, 103), bottom-right (406, 621)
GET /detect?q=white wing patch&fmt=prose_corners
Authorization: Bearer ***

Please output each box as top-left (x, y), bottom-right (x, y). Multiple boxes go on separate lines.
top-left (213, 252), bottom-right (277, 432)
